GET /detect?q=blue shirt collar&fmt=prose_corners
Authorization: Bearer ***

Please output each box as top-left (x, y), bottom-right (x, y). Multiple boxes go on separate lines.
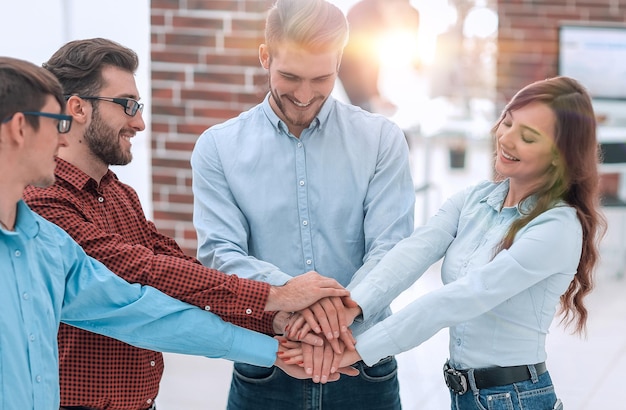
top-left (260, 93), bottom-right (335, 136)
top-left (12, 199), bottom-right (39, 239)
top-left (481, 179), bottom-right (538, 214)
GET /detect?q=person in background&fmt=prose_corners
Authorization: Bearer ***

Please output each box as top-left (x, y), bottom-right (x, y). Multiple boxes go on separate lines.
top-left (0, 56), bottom-right (356, 410)
top-left (190, 0), bottom-right (416, 409)
top-left (22, 38), bottom-right (354, 410)
top-left (338, 0), bottom-right (420, 115)
top-left (283, 76), bottom-right (605, 410)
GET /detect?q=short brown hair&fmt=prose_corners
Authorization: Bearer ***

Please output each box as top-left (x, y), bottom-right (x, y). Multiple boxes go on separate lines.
top-left (0, 56), bottom-right (65, 131)
top-left (43, 37), bottom-right (138, 96)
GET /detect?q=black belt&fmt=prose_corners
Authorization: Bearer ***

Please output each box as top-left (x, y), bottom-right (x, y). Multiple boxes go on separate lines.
top-left (443, 361), bottom-right (547, 395)
top-left (60, 404), bottom-right (156, 410)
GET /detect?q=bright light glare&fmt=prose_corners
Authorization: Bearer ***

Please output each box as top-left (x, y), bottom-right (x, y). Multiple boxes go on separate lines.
top-left (463, 7), bottom-right (498, 39)
top-left (377, 30), bottom-right (420, 69)
top-left (412, 1), bottom-right (458, 65)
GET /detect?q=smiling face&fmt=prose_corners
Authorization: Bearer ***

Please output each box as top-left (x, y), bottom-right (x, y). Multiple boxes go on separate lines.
top-left (84, 65), bottom-right (145, 166)
top-left (260, 42), bottom-right (339, 137)
top-left (494, 101), bottom-right (557, 199)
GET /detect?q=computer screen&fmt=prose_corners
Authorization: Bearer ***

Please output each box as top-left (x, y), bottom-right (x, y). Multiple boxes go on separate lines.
top-left (558, 24), bottom-right (626, 100)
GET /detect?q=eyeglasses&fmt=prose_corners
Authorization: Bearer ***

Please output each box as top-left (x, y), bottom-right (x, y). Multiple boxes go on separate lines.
top-left (1, 111), bottom-right (73, 134)
top-left (75, 96), bottom-right (144, 117)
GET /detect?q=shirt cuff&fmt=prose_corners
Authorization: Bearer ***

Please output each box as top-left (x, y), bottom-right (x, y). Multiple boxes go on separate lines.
top-left (225, 327), bottom-right (278, 367)
top-left (350, 284), bottom-right (378, 323)
top-left (355, 324), bottom-right (399, 367)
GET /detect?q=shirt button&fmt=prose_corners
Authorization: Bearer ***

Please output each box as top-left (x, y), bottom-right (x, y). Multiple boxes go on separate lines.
top-left (22, 293), bottom-right (29, 300)
top-left (456, 338), bottom-right (461, 346)
top-left (14, 250), bottom-right (21, 257)
top-left (299, 180), bottom-right (305, 186)
top-left (306, 259), bottom-right (312, 265)
top-left (245, 308), bottom-right (252, 315)
top-left (29, 334), bottom-right (36, 342)
top-left (147, 398), bottom-right (153, 404)
top-left (150, 361), bottom-right (156, 367)
top-left (36, 375), bottom-right (42, 383)
top-left (297, 142), bottom-right (302, 148)
top-left (204, 305), bottom-right (211, 311)
top-left (98, 197), bottom-right (104, 203)
top-left (302, 220), bottom-right (308, 226)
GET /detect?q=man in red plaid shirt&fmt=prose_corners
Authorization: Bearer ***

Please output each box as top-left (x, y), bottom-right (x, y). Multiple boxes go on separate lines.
top-left (23, 38), bottom-right (355, 410)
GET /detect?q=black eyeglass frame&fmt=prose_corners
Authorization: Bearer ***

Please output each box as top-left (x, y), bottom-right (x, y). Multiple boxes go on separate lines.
top-left (1, 111), bottom-right (73, 134)
top-left (71, 95), bottom-right (144, 117)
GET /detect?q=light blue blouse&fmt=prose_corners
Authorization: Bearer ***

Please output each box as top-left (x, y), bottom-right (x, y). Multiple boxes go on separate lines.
top-left (0, 200), bottom-right (278, 410)
top-left (191, 94), bottom-right (415, 335)
top-left (351, 180), bottom-right (582, 368)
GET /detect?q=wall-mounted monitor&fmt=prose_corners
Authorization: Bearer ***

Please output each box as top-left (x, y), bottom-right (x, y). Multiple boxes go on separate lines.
top-left (558, 23), bottom-right (626, 101)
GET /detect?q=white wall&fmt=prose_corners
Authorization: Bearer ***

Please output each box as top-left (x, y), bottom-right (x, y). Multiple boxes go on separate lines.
top-left (0, 0), bottom-right (152, 216)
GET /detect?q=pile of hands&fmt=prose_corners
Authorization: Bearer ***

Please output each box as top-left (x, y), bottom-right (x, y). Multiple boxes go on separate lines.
top-left (266, 271), bottom-right (365, 384)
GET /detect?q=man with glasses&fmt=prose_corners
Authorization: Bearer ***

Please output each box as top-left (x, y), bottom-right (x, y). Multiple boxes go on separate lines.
top-left (22, 38), bottom-right (355, 410)
top-left (0, 56), bottom-right (350, 410)
top-left (2, 111), bottom-right (73, 133)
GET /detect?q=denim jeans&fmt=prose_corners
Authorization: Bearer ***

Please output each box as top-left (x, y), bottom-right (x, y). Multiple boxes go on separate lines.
top-left (227, 356), bottom-right (401, 410)
top-left (449, 369), bottom-right (563, 410)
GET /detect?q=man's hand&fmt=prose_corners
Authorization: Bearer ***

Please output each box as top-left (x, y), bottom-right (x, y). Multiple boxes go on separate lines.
top-left (275, 337), bottom-right (359, 383)
top-left (265, 271), bottom-right (349, 312)
top-left (272, 311), bottom-right (324, 346)
top-left (285, 296), bottom-right (361, 353)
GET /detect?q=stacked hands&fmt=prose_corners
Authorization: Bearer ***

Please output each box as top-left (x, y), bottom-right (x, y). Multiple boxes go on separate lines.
top-left (265, 271), bottom-right (364, 383)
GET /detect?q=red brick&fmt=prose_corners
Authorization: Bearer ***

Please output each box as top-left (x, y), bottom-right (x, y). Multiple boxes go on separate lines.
top-left (151, 50), bottom-right (201, 64)
top-left (152, 0), bottom-right (180, 10)
top-left (164, 33), bottom-right (217, 47)
top-left (172, 16), bottom-right (224, 30)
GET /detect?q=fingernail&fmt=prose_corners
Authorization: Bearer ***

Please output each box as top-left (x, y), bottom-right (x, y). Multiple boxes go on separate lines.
top-left (341, 326), bottom-right (348, 332)
top-left (331, 367), bottom-right (336, 373)
top-left (326, 332), bottom-right (333, 339)
top-left (315, 327), bottom-right (321, 333)
top-left (277, 351), bottom-right (284, 356)
top-left (334, 331), bottom-right (340, 338)
top-left (321, 375), bottom-right (328, 383)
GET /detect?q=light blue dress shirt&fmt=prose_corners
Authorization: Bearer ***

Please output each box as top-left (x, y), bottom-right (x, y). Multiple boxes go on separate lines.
top-left (191, 94), bottom-right (415, 335)
top-left (351, 180), bottom-right (582, 368)
top-left (0, 200), bottom-right (278, 410)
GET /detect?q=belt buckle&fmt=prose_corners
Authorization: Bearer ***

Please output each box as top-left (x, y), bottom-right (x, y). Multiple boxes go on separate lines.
top-left (443, 363), bottom-right (468, 395)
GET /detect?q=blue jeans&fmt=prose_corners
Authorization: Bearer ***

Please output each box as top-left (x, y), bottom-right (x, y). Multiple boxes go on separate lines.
top-left (449, 369), bottom-right (563, 410)
top-left (227, 356), bottom-right (401, 410)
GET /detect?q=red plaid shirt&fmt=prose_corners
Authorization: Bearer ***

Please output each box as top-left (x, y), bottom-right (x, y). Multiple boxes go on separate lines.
top-left (23, 158), bottom-right (276, 410)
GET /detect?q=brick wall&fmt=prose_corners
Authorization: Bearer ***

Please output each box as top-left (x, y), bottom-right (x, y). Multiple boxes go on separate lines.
top-left (495, 0), bottom-right (626, 109)
top-left (150, 0), bottom-right (626, 256)
top-left (150, 0), bottom-right (273, 256)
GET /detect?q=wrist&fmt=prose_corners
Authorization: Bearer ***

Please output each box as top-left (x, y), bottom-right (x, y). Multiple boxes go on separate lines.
top-left (265, 286), bottom-right (280, 311)
top-left (272, 311), bottom-right (291, 335)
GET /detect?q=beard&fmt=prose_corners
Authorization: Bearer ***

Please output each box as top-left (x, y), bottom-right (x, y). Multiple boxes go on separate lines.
top-left (84, 108), bottom-right (133, 166)
top-left (269, 80), bottom-right (325, 130)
